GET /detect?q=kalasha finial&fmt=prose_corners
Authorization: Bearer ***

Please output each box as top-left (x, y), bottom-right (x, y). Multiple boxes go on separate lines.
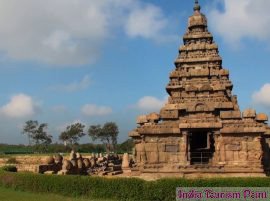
top-left (194, 0), bottom-right (201, 12)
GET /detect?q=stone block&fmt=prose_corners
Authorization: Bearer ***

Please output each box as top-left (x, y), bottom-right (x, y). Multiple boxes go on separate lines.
top-left (233, 151), bottom-right (239, 161)
top-left (136, 115), bottom-right (148, 124)
top-left (128, 131), bottom-right (139, 137)
top-left (247, 142), bottom-right (261, 151)
top-left (189, 68), bottom-right (209, 77)
top-left (168, 154), bottom-right (179, 163)
top-left (158, 143), bottom-right (166, 152)
top-left (199, 84), bottom-right (213, 91)
top-left (214, 102), bottom-right (234, 109)
top-left (147, 113), bottom-right (160, 122)
top-left (243, 109), bottom-right (256, 118)
top-left (185, 85), bottom-right (198, 92)
top-left (220, 111), bottom-right (241, 119)
top-left (248, 151), bottom-right (262, 160)
top-left (158, 152), bottom-right (167, 163)
top-left (147, 152), bottom-right (159, 164)
top-left (135, 143), bottom-right (145, 152)
top-left (225, 143), bottom-right (241, 151)
top-left (256, 113), bottom-right (268, 122)
top-left (225, 151), bottom-right (234, 161)
top-left (165, 144), bottom-right (179, 152)
top-left (219, 69), bottom-right (229, 76)
top-left (144, 143), bottom-right (158, 152)
top-left (160, 109), bottom-right (179, 119)
top-left (42, 156), bottom-right (54, 165)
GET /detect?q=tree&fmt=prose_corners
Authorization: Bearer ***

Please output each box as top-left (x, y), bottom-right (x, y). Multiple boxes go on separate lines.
top-left (117, 139), bottom-right (134, 153)
top-left (59, 123), bottom-right (85, 147)
top-left (32, 123), bottom-right (52, 145)
top-left (88, 122), bottom-right (119, 154)
top-left (22, 120), bottom-right (38, 145)
top-left (22, 120), bottom-right (52, 152)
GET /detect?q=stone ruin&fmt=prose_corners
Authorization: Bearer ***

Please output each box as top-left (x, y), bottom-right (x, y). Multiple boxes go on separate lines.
top-left (38, 150), bottom-right (131, 176)
top-left (129, 0), bottom-right (270, 177)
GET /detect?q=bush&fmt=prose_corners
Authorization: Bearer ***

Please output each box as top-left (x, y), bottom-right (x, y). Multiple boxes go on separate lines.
top-left (0, 170), bottom-right (270, 201)
top-left (0, 165), bottom-right (17, 172)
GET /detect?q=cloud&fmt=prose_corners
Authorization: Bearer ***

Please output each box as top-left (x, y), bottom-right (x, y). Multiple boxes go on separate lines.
top-left (0, 94), bottom-right (39, 118)
top-left (81, 104), bottom-right (112, 116)
top-left (252, 83), bottom-right (270, 108)
top-left (209, 0), bottom-right (270, 45)
top-left (49, 75), bottom-right (91, 92)
top-left (125, 4), bottom-right (173, 42)
top-left (135, 96), bottom-right (167, 112)
top-left (0, 0), bottom-right (173, 66)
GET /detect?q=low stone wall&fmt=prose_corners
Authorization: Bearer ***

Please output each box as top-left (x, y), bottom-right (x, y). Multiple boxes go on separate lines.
top-left (0, 154), bottom-right (93, 173)
top-left (0, 156), bottom-right (43, 172)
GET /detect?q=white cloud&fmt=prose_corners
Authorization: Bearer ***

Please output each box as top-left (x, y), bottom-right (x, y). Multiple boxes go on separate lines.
top-left (81, 104), bottom-right (112, 116)
top-left (252, 83), bottom-right (270, 108)
top-left (0, 0), bottom-right (172, 66)
top-left (135, 96), bottom-right (167, 112)
top-left (0, 94), bottom-right (38, 118)
top-left (125, 4), bottom-right (172, 42)
top-left (49, 75), bottom-right (91, 92)
top-left (209, 0), bottom-right (270, 45)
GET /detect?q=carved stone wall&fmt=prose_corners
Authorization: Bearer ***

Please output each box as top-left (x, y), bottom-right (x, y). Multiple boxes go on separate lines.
top-left (129, 1), bottom-right (270, 176)
top-left (213, 135), bottom-right (262, 168)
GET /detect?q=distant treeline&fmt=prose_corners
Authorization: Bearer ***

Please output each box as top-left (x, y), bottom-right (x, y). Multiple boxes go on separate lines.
top-left (0, 139), bottom-right (134, 154)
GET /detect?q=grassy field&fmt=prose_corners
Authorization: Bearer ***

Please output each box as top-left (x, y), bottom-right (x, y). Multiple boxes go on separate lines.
top-left (0, 187), bottom-right (114, 201)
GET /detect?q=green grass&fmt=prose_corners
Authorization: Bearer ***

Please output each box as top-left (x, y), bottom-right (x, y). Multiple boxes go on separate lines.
top-left (0, 186), bottom-right (114, 201)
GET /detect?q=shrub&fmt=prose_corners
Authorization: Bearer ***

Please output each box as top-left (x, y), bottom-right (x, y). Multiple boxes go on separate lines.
top-left (0, 165), bottom-right (17, 172)
top-left (0, 170), bottom-right (270, 201)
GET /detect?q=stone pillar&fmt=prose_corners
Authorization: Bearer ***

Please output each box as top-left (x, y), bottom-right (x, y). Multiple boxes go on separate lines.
top-left (140, 135), bottom-right (146, 165)
top-left (207, 132), bottom-right (211, 149)
top-left (182, 131), bottom-right (190, 165)
top-left (213, 131), bottom-right (220, 164)
top-left (219, 135), bottom-right (226, 164)
top-left (122, 153), bottom-right (131, 173)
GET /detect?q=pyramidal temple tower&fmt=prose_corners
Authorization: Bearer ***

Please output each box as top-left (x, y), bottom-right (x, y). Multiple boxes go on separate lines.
top-left (129, 1), bottom-right (270, 177)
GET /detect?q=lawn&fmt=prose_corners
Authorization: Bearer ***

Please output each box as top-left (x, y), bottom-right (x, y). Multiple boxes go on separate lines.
top-left (0, 187), bottom-right (114, 201)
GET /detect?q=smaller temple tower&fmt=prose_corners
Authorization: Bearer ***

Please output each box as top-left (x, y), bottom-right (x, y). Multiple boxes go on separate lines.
top-left (129, 0), bottom-right (270, 177)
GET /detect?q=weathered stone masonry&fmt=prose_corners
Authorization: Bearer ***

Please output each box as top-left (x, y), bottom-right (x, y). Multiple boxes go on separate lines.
top-left (129, 1), bottom-right (270, 176)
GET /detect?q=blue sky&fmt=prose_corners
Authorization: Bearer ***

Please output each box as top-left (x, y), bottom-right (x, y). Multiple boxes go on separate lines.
top-left (0, 0), bottom-right (269, 144)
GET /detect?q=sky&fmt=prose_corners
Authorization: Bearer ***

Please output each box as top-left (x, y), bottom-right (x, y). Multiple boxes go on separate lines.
top-left (0, 0), bottom-right (269, 144)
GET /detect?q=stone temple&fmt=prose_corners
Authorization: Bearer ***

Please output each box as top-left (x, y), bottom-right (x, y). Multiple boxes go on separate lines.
top-left (129, 0), bottom-right (270, 177)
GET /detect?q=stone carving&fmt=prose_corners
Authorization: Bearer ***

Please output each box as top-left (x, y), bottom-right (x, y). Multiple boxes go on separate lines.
top-left (43, 156), bottom-right (55, 165)
top-left (38, 151), bottom-right (129, 176)
top-left (129, 0), bottom-right (270, 177)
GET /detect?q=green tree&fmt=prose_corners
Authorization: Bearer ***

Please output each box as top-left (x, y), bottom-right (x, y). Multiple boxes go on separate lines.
top-left (88, 122), bottom-right (119, 154)
top-left (117, 139), bottom-right (134, 153)
top-left (22, 120), bottom-right (38, 145)
top-left (22, 120), bottom-right (52, 152)
top-left (59, 123), bottom-right (85, 147)
top-left (32, 123), bottom-right (52, 144)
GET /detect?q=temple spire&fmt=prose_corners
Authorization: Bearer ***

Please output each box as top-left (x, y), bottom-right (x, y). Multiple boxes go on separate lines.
top-left (194, 0), bottom-right (201, 12)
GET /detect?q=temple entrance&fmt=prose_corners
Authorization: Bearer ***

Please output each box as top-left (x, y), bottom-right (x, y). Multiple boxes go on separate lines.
top-left (189, 131), bottom-right (215, 165)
